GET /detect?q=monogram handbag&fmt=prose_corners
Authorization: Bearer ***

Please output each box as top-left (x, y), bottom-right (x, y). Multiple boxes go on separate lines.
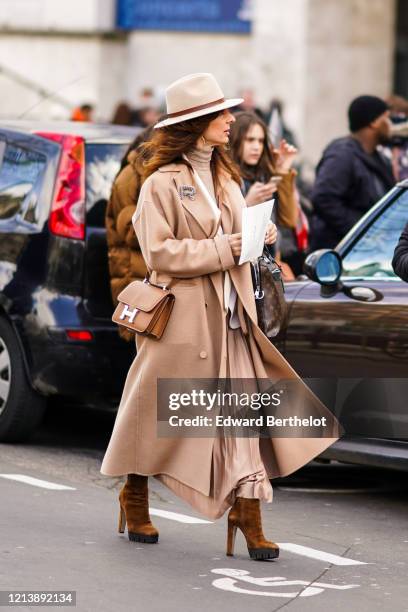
top-left (250, 247), bottom-right (287, 339)
top-left (112, 274), bottom-right (175, 340)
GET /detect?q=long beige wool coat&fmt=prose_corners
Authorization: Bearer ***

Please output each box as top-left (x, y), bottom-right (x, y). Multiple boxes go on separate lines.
top-left (100, 160), bottom-right (342, 494)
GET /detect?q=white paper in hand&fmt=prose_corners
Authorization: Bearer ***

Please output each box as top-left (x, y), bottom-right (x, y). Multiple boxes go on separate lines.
top-left (239, 199), bottom-right (275, 265)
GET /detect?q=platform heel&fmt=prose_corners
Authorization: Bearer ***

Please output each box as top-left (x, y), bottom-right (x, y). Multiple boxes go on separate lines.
top-left (118, 474), bottom-right (159, 543)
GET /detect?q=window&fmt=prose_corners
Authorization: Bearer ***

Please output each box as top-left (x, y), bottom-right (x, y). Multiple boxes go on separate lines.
top-left (394, 0), bottom-right (408, 98)
top-left (341, 191), bottom-right (407, 279)
top-left (85, 143), bottom-right (128, 228)
top-left (0, 143), bottom-right (46, 221)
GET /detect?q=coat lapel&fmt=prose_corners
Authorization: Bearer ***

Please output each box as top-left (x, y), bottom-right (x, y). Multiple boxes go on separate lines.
top-left (216, 182), bottom-right (234, 235)
top-left (173, 168), bottom-right (220, 239)
top-left (164, 162), bottom-right (235, 238)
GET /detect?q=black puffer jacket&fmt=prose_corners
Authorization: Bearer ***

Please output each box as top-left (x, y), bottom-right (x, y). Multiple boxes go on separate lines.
top-left (392, 222), bottom-right (408, 281)
top-left (311, 137), bottom-right (395, 250)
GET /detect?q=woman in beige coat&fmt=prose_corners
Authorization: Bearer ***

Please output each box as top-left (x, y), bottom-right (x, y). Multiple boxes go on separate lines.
top-left (100, 73), bottom-right (341, 560)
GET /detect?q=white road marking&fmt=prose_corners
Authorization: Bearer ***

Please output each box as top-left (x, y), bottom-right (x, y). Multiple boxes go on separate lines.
top-left (0, 474), bottom-right (76, 490)
top-left (0, 474), bottom-right (371, 569)
top-left (149, 508), bottom-right (367, 565)
top-left (277, 543), bottom-right (366, 565)
top-left (149, 508), bottom-right (212, 524)
top-left (211, 569), bottom-right (360, 598)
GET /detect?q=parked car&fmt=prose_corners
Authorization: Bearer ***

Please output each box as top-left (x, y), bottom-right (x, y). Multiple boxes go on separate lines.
top-left (0, 121), bottom-right (138, 441)
top-left (281, 180), bottom-right (408, 470)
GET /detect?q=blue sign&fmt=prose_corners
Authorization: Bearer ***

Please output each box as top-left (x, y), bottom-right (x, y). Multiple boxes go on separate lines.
top-left (116, 0), bottom-right (252, 34)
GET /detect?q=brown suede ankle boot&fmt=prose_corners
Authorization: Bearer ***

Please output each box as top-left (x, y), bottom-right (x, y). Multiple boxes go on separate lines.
top-left (226, 497), bottom-right (279, 560)
top-left (118, 474), bottom-right (159, 543)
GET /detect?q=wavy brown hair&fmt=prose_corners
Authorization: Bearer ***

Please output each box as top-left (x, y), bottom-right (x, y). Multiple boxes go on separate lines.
top-left (135, 110), bottom-right (241, 192)
top-left (229, 111), bottom-right (277, 182)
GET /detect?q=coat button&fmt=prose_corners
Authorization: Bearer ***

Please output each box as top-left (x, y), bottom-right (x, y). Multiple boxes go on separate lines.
top-left (199, 351), bottom-right (207, 359)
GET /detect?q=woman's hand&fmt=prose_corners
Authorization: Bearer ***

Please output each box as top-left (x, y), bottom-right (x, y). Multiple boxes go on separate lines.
top-left (265, 221), bottom-right (277, 245)
top-left (245, 180), bottom-right (278, 206)
top-left (273, 139), bottom-right (298, 173)
top-left (228, 232), bottom-right (242, 257)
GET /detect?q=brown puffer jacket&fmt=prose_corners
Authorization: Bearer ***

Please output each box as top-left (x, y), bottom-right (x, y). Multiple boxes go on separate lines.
top-left (105, 150), bottom-right (147, 341)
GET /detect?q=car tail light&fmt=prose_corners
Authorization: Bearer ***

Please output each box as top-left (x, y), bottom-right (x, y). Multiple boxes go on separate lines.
top-left (36, 132), bottom-right (85, 240)
top-left (66, 330), bottom-right (94, 342)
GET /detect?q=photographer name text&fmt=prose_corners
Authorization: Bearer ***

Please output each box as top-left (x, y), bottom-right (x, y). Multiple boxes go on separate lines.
top-left (166, 415), bottom-right (327, 427)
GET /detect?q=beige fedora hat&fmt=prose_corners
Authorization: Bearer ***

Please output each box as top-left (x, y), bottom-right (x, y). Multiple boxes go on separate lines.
top-left (154, 72), bottom-right (243, 129)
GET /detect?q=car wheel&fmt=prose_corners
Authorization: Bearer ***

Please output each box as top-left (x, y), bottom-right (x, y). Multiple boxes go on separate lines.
top-left (0, 317), bottom-right (46, 442)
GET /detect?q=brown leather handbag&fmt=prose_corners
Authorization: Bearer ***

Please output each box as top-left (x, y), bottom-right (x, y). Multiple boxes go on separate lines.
top-left (112, 275), bottom-right (175, 340)
top-left (250, 247), bottom-right (287, 339)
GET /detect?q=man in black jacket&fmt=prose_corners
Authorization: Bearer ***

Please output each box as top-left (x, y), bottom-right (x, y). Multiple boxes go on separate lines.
top-left (392, 222), bottom-right (408, 281)
top-left (311, 95), bottom-right (395, 250)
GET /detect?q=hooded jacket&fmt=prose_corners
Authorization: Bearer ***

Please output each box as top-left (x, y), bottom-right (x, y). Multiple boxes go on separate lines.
top-left (311, 136), bottom-right (395, 250)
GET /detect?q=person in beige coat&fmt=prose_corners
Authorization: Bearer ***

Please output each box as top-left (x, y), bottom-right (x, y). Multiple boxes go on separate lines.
top-left (100, 73), bottom-right (342, 560)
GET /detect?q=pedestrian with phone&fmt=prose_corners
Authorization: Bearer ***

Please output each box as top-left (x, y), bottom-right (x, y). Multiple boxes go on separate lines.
top-left (229, 111), bottom-right (299, 279)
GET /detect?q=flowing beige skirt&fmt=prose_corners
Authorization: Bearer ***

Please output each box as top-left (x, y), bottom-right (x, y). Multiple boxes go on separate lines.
top-left (155, 314), bottom-right (273, 520)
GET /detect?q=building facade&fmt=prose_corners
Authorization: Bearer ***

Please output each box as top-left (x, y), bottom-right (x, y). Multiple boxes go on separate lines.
top-left (0, 0), bottom-right (401, 162)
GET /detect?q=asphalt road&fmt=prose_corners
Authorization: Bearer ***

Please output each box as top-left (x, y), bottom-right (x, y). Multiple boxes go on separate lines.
top-left (0, 404), bottom-right (407, 612)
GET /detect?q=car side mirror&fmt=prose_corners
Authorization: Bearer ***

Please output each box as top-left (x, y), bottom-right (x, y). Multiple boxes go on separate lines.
top-left (303, 249), bottom-right (343, 286)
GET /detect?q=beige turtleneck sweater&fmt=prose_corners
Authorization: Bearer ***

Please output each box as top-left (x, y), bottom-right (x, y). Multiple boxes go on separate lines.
top-left (186, 144), bottom-right (217, 201)
top-left (186, 145), bottom-right (240, 329)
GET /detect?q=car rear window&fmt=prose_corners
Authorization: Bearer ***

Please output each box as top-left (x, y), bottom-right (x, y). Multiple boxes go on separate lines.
top-left (85, 143), bottom-right (129, 228)
top-left (0, 142), bottom-right (46, 221)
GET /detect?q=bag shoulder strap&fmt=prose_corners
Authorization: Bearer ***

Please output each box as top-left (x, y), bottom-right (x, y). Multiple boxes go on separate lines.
top-left (144, 269), bottom-right (177, 291)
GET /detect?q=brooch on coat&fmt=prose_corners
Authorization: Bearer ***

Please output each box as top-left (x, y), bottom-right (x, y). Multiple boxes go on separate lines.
top-left (179, 185), bottom-right (196, 201)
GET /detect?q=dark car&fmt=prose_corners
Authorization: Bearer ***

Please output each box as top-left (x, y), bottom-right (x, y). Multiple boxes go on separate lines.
top-left (0, 121), bottom-right (138, 442)
top-left (281, 181), bottom-right (408, 470)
